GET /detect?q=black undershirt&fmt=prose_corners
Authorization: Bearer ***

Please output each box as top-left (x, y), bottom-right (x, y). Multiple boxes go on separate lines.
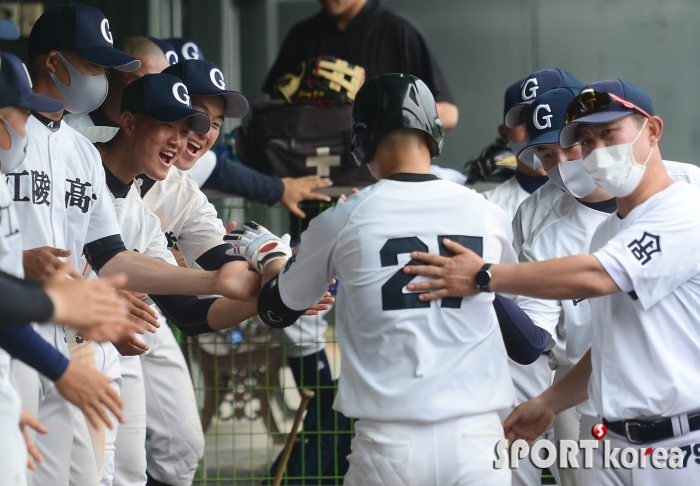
top-left (263, 0), bottom-right (455, 104)
top-left (31, 111), bottom-right (62, 132)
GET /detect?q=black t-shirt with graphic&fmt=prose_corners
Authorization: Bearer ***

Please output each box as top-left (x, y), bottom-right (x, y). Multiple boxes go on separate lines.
top-left (263, 0), bottom-right (455, 103)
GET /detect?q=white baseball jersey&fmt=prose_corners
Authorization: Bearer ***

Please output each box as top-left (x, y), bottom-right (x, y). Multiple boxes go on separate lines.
top-left (81, 183), bottom-right (176, 281)
top-left (0, 168), bottom-right (23, 407)
top-left (75, 125), bottom-right (227, 267)
top-left (278, 175), bottom-right (517, 422)
top-left (482, 175), bottom-right (530, 220)
top-left (140, 167), bottom-right (227, 268)
top-left (589, 181), bottom-right (700, 420)
top-left (7, 116), bottom-right (121, 346)
top-left (512, 181), bottom-right (564, 253)
top-left (516, 194), bottom-right (614, 416)
top-left (184, 149), bottom-right (217, 187)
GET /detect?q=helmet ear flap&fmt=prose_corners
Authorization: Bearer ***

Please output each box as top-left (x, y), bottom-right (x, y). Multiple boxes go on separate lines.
top-left (350, 122), bottom-right (368, 165)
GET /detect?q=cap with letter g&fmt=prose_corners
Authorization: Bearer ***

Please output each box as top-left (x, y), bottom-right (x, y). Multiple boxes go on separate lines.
top-left (559, 79), bottom-right (654, 148)
top-left (518, 87), bottom-right (581, 161)
top-left (162, 60), bottom-right (249, 118)
top-left (120, 73), bottom-right (211, 134)
top-left (505, 69), bottom-right (583, 128)
top-left (28, 2), bottom-right (140, 72)
top-left (0, 52), bottom-right (65, 112)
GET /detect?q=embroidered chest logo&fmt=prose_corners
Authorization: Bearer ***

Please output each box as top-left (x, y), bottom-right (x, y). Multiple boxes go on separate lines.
top-left (6, 170), bottom-right (51, 206)
top-left (627, 232), bottom-right (660, 265)
top-left (165, 231), bottom-right (178, 250)
top-left (65, 178), bottom-right (97, 213)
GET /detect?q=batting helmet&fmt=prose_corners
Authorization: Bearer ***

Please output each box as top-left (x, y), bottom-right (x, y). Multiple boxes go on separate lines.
top-left (464, 139), bottom-right (517, 184)
top-left (351, 73), bottom-right (443, 165)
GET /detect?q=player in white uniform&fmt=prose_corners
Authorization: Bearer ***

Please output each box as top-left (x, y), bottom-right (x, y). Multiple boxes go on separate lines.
top-left (15, 6), bottom-right (260, 485)
top-left (482, 70), bottom-right (582, 486)
top-left (0, 50), bottom-right (142, 486)
top-left (514, 86), bottom-right (613, 486)
top-left (233, 74), bottom-right (516, 485)
top-left (406, 80), bottom-right (700, 486)
top-left (84, 73), bottom-right (276, 486)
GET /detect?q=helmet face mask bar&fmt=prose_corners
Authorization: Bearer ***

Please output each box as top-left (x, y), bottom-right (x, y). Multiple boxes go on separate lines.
top-left (350, 73), bottom-right (444, 165)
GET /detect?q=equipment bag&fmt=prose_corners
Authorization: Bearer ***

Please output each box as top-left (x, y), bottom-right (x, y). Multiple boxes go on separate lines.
top-left (235, 101), bottom-right (375, 187)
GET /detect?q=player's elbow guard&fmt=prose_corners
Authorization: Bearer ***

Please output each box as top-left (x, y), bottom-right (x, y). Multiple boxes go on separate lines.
top-left (257, 276), bottom-right (305, 329)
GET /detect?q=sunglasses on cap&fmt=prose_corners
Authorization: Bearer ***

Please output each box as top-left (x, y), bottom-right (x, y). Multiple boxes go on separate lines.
top-left (564, 90), bottom-right (651, 124)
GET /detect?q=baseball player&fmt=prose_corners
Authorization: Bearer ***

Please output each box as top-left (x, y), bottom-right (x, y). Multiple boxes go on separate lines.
top-left (405, 80), bottom-right (700, 486)
top-left (83, 72), bottom-right (285, 486)
top-left (233, 74), bottom-right (516, 485)
top-left (0, 49), bottom-right (140, 486)
top-left (14, 5), bottom-right (259, 485)
top-left (481, 70), bottom-right (582, 486)
top-left (513, 85), bottom-right (611, 486)
top-left (481, 69), bottom-right (583, 218)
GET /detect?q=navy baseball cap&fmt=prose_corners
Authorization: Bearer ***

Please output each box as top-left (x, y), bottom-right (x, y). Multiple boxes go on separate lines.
top-left (148, 36), bottom-right (179, 65)
top-left (165, 37), bottom-right (204, 61)
top-left (28, 2), bottom-right (140, 72)
top-left (162, 60), bottom-right (248, 118)
top-left (0, 20), bottom-right (19, 41)
top-left (518, 87), bottom-right (581, 161)
top-left (120, 73), bottom-right (211, 134)
top-left (503, 77), bottom-right (525, 120)
top-left (504, 69), bottom-right (583, 128)
top-left (559, 79), bottom-right (654, 148)
top-left (0, 53), bottom-right (64, 112)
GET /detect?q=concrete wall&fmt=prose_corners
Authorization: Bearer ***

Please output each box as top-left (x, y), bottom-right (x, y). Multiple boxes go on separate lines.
top-left (264, 0), bottom-right (700, 170)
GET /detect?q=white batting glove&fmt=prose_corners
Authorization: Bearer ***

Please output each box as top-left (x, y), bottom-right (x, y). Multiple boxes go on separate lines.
top-left (224, 221), bottom-right (292, 273)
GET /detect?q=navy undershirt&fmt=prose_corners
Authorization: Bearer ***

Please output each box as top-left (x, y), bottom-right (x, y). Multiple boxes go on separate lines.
top-left (578, 197), bottom-right (617, 214)
top-left (515, 171), bottom-right (549, 194)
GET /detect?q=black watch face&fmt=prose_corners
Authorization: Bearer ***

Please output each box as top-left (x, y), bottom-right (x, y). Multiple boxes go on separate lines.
top-left (475, 269), bottom-right (490, 288)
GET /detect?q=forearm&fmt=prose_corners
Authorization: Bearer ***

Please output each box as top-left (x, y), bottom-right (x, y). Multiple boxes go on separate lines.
top-left (99, 251), bottom-right (217, 296)
top-left (0, 271), bottom-right (54, 325)
top-left (206, 299), bottom-right (258, 331)
top-left (493, 294), bottom-right (551, 365)
top-left (0, 325), bottom-right (69, 380)
top-left (262, 258), bottom-right (286, 286)
top-left (490, 255), bottom-right (620, 300)
top-left (541, 349), bottom-right (592, 414)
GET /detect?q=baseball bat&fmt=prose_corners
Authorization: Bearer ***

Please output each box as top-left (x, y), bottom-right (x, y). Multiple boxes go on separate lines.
top-left (272, 388), bottom-right (315, 486)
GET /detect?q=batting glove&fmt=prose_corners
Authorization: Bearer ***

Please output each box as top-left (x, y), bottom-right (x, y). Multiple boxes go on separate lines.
top-left (224, 221), bottom-right (292, 273)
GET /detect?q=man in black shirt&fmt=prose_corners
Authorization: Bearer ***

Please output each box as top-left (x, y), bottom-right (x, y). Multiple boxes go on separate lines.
top-left (264, 0), bottom-right (459, 130)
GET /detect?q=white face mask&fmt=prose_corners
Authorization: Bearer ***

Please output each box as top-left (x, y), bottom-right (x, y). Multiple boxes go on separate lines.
top-left (0, 119), bottom-right (28, 173)
top-left (49, 52), bottom-right (108, 115)
top-left (545, 159), bottom-right (597, 198)
top-left (509, 139), bottom-right (542, 170)
top-left (582, 119), bottom-right (653, 198)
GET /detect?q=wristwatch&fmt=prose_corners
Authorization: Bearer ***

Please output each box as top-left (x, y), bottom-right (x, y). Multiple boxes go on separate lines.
top-left (475, 263), bottom-right (493, 292)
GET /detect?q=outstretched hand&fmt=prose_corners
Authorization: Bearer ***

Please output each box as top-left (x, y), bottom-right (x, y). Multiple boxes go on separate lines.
top-left (280, 176), bottom-right (333, 218)
top-left (403, 238), bottom-right (485, 300)
top-left (503, 396), bottom-right (557, 445)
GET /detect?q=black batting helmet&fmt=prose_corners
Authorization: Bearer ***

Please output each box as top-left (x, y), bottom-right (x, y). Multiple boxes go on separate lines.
top-left (350, 73), bottom-right (443, 165)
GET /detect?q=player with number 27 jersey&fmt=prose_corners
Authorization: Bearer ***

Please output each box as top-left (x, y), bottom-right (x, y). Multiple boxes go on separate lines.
top-left (278, 176), bottom-right (517, 422)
